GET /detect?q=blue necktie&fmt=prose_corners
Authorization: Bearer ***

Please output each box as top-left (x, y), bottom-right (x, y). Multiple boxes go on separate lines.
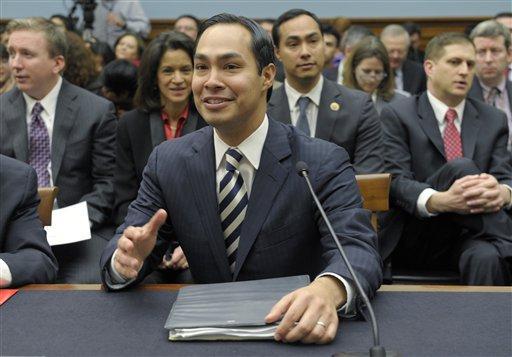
top-left (219, 148), bottom-right (248, 274)
top-left (297, 96), bottom-right (311, 136)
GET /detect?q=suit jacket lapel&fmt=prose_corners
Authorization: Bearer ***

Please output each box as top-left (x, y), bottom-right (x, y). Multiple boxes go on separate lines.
top-left (417, 93), bottom-right (446, 158)
top-left (6, 89), bottom-right (29, 162)
top-left (506, 81), bottom-right (512, 108)
top-left (181, 106), bottom-right (200, 135)
top-left (268, 86), bottom-right (292, 124)
top-left (186, 127), bottom-right (232, 281)
top-left (315, 79), bottom-right (341, 140)
top-left (149, 111), bottom-right (165, 147)
top-left (51, 80), bottom-right (78, 182)
top-left (233, 120), bottom-right (291, 280)
top-left (461, 100), bottom-right (480, 159)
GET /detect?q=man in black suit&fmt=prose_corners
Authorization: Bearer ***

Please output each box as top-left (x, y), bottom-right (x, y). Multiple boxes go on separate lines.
top-left (268, 9), bottom-right (382, 174)
top-left (0, 154), bottom-right (58, 287)
top-left (468, 20), bottom-right (512, 152)
top-left (0, 18), bottom-right (117, 283)
top-left (380, 32), bottom-right (512, 285)
top-left (380, 24), bottom-right (426, 95)
top-left (101, 14), bottom-right (382, 344)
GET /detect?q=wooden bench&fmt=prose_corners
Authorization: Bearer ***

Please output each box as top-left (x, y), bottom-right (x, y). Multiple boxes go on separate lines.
top-left (355, 173), bottom-right (391, 231)
top-left (37, 187), bottom-right (58, 226)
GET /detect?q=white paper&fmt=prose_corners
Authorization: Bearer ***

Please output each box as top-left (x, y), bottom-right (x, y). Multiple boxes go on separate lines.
top-left (44, 201), bottom-right (91, 246)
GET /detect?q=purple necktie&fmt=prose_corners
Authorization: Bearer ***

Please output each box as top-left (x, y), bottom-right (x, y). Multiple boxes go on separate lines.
top-left (28, 102), bottom-right (51, 187)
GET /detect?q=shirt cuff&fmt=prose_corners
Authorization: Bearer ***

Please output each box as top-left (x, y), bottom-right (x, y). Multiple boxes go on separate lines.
top-left (417, 188), bottom-right (439, 218)
top-left (316, 272), bottom-right (355, 316)
top-left (0, 258), bottom-right (12, 288)
top-left (503, 184), bottom-right (512, 210)
top-left (105, 249), bottom-right (136, 289)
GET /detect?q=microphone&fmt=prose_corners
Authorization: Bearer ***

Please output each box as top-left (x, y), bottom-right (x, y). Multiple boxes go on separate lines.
top-left (295, 161), bottom-right (397, 357)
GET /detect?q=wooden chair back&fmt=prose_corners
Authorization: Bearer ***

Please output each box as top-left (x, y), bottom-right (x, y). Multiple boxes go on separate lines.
top-left (355, 174), bottom-right (391, 231)
top-left (37, 187), bottom-right (59, 226)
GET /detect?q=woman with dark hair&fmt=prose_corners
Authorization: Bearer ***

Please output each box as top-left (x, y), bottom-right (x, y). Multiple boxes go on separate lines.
top-left (63, 31), bottom-right (99, 91)
top-left (101, 59), bottom-right (138, 117)
top-left (113, 32), bottom-right (144, 66)
top-left (113, 31), bottom-right (206, 281)
top-left (0, 43), bottom-right (14, 94)
top-left (343, 36), bottom-right (409, 114)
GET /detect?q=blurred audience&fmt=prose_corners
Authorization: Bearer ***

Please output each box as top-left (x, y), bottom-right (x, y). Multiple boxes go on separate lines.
top-left (113, 32), bottom-right (144, 66)
top-left (63, 31), bottom-right (99, 91)
top-left (321, 24), bottom-right (341, 70)
top-left (88, 39), bottom-right (116, 73)
top-left (49, 14), bottom-right (74, 32)
top-left (173, 14), bottom-right (200, 40)
top-left (380, 24), bottom-right (426, 94)
top-left (343, 36), bottom-right (408, 114)
top-left (403, 22), bottom-right (425, 63)
top-left (0, 43), bottom-right (14, 94)
top-left (101, 59), bottom-right (138, 118)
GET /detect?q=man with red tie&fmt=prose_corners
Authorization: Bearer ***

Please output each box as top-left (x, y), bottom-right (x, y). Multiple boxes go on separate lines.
top-left (379, 32), bottom-right (512, 285)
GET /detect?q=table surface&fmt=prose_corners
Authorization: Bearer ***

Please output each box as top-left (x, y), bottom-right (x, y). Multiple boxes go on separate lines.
top-left (1, 284), bottom-right (511, 357)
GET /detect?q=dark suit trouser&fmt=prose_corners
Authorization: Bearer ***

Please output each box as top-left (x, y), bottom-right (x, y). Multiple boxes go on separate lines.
top-left (392, 158), bottom-right (512, 285)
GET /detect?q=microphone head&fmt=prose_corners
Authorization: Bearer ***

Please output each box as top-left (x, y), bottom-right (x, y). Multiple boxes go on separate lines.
top-left (295, 161), bottom-right (309, 176)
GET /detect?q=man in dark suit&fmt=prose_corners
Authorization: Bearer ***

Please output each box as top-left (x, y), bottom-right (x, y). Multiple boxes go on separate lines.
top-left (380, 32), bottom-right (512, 285)
top-left (101, 14), bottom-right (382, 344)
top-left (0, 154), bottom-right (58, 287)
top-left (268, 10), bottom-right (382, 174)
top-left (468, 20), bottom-right (512, 152)
top-left (380, 24), bottom-right (426, 95)
top-left (0, 18), bottom-right (117, 283)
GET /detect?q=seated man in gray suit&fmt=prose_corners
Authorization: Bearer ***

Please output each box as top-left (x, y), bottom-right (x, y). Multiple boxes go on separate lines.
top-left (101, 14), bottom-right (382, 344)
top-left (0, 154), bottom-right (58, 287)
top-left (380, 32), bottom-right (512, 285)
top-left (468, 20), bottom-right (512, 152)
top-left (267, 9), bottom-right (383, 174)
top-left (0, 18), bottom-right (117, 283)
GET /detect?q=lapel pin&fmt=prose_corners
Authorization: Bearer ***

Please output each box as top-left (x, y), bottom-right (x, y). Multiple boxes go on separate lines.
top-left (330, 102), bottom-right (340, 111)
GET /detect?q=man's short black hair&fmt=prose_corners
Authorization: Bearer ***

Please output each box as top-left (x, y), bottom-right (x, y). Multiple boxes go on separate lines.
top-left (176, 14), bottom-right (201, 28)
top-left (197, 13), bottom-right (275, 101)
top-left (494, 12), bottom-right (512, 19)
top-left (272, 9), bottom-right (323, 47)
top-left (321, 24), bottom-right (341, 47)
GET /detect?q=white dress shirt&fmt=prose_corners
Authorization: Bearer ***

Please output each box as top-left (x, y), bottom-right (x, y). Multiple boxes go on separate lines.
top-left (109, 115), bottom-right (355, 312)
top-left (23, 76), bottom-right (63, 187)
top-left (284, 76), bottom-right (323, 138)
top-left (417, 91), bottom-right (512, 217)
top-left (394, 67), bottom-right (404, 92)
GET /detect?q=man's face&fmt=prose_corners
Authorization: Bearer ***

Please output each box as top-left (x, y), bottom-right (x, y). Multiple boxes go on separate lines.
top-left (8, 30), bottom-right (64, 99)
top-left (192, 24), bottom-right (274, 136)
top-left (410, 32), bottom-right (421, 50)
top-left (175, 17), bottom-right (198, 41)
top-left (496, 17), bottom-right (512, 35)
top-left (276, 15), bottom-right (324, 86)
top-left (323, 33), bottom-right (338, 67)
top-left (473, 35), bottom-right (511, 85)
top-left (381, 34), bottom-right (409, 70)
top-left (425, 43), bottom-right (476, 105)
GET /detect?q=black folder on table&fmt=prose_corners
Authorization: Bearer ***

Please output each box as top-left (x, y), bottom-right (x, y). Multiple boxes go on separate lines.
top-left (164, 275), bottom-right (310, 340)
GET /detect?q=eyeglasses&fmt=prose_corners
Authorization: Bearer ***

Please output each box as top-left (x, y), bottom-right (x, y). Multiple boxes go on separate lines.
top-left (356, 68), bottom-right (388, 80)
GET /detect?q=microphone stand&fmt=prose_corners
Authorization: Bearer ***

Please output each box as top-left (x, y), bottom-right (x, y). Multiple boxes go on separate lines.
top-left (296, 161), bottom-right (397, 357)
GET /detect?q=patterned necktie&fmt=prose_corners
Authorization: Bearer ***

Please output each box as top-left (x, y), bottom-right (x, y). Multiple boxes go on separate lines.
top-left (486, 87), bottom-right (501, 107)
top-left (219, 148), bottom-right (248, 274)
top-left (296, 96), bottom-right (311, 136)
top-left (443, 108), bottom-right (463, 161)
top-left (28, 102), bottom-right (51, 187)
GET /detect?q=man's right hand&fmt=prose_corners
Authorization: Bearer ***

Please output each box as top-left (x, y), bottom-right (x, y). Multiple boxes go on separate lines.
top-left (113, 209), bottom-right (167, 279)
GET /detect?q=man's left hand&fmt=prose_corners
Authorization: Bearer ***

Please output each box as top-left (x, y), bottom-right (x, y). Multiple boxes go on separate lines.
top-left (264, 276), bottom-right (346, 344)
top-left (462, 174), bottom-right (509, 213)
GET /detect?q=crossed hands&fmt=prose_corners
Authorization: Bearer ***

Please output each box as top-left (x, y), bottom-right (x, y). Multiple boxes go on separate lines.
top-left (265, 276), bottom-right (346, 344)
top-left (113, 209), bottom-right (167, 279)
top-left (428, 174), bottom-right (511, 215)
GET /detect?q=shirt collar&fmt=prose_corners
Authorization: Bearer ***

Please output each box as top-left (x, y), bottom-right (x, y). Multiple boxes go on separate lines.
top-left (427, 90), bottom-right (465, 125)
top-left (161, 103), bottom-right (190, 122)
top-left (478, 77), bottom-right (507, 94)
top-left (23, 76), bottom-right (62, 118)
top-left (284, 75), bottom-right (323, 108)
top-left (214, 114), bottom-right (269, 171)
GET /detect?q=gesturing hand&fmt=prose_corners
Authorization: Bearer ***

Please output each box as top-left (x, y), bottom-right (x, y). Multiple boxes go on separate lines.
top-left (265, 276), bottom-right (345, 344)
top-left (113, 209), bottom-right (167, 279)
top-left (159, 246), bottom-right (189, 270)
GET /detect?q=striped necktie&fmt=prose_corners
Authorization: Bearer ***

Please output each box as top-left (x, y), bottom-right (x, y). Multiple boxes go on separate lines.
top-left (28, 102), bottom-right (51, 187)
top-left (219, 148), bottom-right (248, 274)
